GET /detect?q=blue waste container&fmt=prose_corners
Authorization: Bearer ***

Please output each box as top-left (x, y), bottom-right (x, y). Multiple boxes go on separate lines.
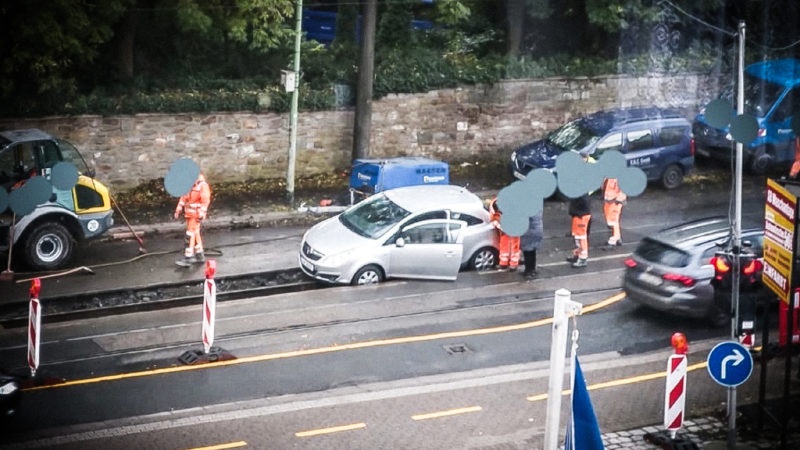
top-left (349, 157), bottom-right (450, 194)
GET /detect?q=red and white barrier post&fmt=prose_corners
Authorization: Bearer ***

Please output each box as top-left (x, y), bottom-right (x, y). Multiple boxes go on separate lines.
top-left (27, 278), bottom-right (42, 377)
top-left (202, 260), bottom-right (217, 354)
top-left (663, 332), bottom-right (688, 439)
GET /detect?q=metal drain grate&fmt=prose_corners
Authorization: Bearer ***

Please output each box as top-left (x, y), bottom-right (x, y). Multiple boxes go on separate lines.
top-left (443, 343), bottom-right (472, 355)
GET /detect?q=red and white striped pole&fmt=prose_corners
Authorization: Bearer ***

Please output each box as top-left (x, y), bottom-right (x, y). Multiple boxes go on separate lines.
top-left (663, 332), bottom-right (688, 439)
top-left (202, 260), bottom-right (217, 354)
top-left (27, 278), bottom-right (42, 377)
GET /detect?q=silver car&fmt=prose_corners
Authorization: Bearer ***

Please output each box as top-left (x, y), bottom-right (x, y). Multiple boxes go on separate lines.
top-left (298, 185), bottom-right (500, 285)
top-left (622, 217), bottom-right (763, 323)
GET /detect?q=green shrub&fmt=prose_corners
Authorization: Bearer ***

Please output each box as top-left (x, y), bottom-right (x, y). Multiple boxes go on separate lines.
top-left (1, 48), bottom-right (728, 118)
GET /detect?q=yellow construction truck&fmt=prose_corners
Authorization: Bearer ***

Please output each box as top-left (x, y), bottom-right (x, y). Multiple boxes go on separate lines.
top-left (0, 129), bottom-right (114, 271)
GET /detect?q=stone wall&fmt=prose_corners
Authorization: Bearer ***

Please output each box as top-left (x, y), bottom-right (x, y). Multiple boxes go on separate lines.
top-left (0, 73), bottom-right (724, 191)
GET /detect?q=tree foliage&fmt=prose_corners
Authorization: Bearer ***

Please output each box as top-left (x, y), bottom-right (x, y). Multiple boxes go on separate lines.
top-left (0, 0), bottom-right (797, 118)
top-left (0, 0), bottom-right (130, 113)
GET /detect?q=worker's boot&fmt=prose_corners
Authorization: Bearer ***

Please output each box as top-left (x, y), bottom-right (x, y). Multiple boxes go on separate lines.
top-left (571, 258), bottom-right (588, 268)
top-left (175, 256), bottom-right (193, 267)
top-left (191, 252), bottom-right (206, 264)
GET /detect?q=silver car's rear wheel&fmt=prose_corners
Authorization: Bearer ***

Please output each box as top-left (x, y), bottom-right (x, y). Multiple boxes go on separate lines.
top-left (351, 264), bottom-right (383, 286)
top-left (469, 247), bottom-right (498, 271)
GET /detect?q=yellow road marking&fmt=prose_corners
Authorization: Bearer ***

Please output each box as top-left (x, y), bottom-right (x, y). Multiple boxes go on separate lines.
top-left (411, 405), bottom-right (482, 421)
top-left (295, 422), bottom-right (366, 437)
top-left (526, 361), bottom-right (708, 402)
top-left (24, 292), bottom-right (627, 391)
top-left (185, 441), bottom-right (247, 450)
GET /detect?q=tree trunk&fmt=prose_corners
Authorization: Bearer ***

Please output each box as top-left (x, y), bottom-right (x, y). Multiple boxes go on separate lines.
top-left (352, 0), bottom-right (377, 160)
top-left (506, 0), bottom-right (525, 56)
top-left (116, 10), bottom-right (137, 80)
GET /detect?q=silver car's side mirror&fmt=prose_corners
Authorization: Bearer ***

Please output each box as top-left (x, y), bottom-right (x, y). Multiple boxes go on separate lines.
top-left (395, 237), bottom-right (406, 247)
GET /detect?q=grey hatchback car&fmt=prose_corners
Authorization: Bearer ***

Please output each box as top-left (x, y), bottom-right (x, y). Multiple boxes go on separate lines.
top-left (298, 185), bottom-right (500, 285)
top-left (623, 217), bottom-right (763, 323)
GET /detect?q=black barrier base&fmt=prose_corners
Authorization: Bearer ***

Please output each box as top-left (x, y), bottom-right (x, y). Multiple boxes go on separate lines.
top-left (178, 346), bottom-right (235, 365)
top-left (643, 431), bottom-right (699, 450)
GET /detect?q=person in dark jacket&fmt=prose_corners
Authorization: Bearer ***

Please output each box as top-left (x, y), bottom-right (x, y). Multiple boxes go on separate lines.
top-left (520, 210), bottom-right (544, 279)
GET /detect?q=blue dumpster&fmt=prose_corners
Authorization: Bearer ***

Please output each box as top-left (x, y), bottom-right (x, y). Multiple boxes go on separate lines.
top-left (349, 157), bottom-right (450, 194)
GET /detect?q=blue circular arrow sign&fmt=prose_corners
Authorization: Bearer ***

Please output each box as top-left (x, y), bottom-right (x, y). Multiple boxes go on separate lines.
top-left (706, 341), bottom-right (753, 387)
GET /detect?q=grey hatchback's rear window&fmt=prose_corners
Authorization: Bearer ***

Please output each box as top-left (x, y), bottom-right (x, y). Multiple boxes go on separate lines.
top-left (635, 238), bottom-right (691, 267)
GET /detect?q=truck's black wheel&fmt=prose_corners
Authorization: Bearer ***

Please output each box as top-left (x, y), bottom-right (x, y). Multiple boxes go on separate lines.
top-left (24, 222), bottom-right (75, 271)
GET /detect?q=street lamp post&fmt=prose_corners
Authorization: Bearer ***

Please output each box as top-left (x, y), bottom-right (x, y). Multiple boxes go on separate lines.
top-left (286, 0), bottom-right (303, 208)
top-left (727, 20), bottom-right (746, 450)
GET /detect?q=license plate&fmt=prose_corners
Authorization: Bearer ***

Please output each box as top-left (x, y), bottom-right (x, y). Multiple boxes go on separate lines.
top-left (638, 272), bottom-right (662, 286)
top-left (300, 258), bottom-right (315, 272)
top-left (696, 148), bottom-right (710, 157)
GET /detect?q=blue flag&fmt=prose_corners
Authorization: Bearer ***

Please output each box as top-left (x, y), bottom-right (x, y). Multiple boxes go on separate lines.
top-left (564, 356), bottom-right (604, 450)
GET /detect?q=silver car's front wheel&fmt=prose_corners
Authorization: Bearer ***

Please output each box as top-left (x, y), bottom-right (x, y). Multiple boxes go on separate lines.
top-left (351, 264), bottom-right (383, 286)
top-left (470, 247), bottom-right (497, 271)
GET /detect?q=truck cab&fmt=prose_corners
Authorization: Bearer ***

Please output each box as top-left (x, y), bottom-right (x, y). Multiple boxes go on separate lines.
top-left (693, 59), bottom-right (800, 174)
top-left (0, 129), bottom-right (114, 271)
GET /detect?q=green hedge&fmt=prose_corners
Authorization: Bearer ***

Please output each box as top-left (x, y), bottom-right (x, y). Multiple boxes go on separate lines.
top-left (5, 51), bottom-right (725, 118)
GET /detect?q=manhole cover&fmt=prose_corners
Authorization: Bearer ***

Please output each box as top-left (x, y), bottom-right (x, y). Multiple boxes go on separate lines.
top-left (443, 343), bottom-right (472, 355)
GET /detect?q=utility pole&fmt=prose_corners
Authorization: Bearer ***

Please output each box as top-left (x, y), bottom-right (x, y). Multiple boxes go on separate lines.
top-left (352, 0), bottom-right (376, 160)
top-left (286, 0), bottom-right (303, 208)
top-left (727, 20), bottom-right (745, 450)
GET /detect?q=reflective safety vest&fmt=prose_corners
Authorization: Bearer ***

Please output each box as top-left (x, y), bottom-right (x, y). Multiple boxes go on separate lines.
top-left (488, 197), bottom-right (504, 231)
top-left (176, 174), bottom-right (211, 219)
top-left (603, 178), bottom-right (627, 203)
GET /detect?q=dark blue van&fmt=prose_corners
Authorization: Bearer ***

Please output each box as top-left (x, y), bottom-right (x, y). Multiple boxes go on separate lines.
top-left (693, 59), bottom-right (800, 174)
top-left (509, 107), bottom-right (694, 189)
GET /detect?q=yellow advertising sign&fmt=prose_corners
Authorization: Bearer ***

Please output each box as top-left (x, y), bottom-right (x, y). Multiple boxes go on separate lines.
top-left (763, 178), bottom-right (797, 304)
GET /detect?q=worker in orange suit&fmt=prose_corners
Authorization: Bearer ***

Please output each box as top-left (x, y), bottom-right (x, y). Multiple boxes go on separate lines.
top-left (489, 197), bottom-right (520, 271)
top-left (174, 173), bottom-right (212, 267)
top-left (602, 177), bottom-right (626, 246)
top-left (566, 192), bottom-right (591, 268)
top-left (790, 136), bottom-right (800, 178)
top-left (567, 151), bottom-right (595, 268)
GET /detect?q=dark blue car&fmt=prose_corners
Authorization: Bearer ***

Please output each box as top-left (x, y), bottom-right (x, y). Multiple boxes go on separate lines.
top-left (510, 107), bottom-right (695, 189)
top-left (693, 59), bottom-right (800, 174)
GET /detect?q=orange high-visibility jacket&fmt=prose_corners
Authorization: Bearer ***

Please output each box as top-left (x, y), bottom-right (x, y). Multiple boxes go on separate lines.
top-left (176, 174), bottom-right (211, 219)
top-left (602, 178), bottom-right (627, 203)
top-left (489, 198), bottom-right (502, 228)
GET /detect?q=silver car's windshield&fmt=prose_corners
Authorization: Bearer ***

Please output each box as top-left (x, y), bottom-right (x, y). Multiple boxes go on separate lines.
top-left (339, 194), bottom-right (411, 239)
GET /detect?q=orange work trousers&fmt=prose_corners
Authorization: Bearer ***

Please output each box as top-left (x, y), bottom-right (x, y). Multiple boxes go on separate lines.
top-left (183, 217), bottom-right (204, 258)
top-left (499, 233), bottom-right (521, 268)
top-left (571, 214), bottom-right (591, 260)
top-left (603, 201), bottom-right (623, 244)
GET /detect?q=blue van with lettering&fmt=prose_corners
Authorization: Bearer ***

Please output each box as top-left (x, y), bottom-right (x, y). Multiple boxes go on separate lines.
top-left (693, 59), bottom-right (800, 174)
top-left (509, 107), bottom-right (694, 189)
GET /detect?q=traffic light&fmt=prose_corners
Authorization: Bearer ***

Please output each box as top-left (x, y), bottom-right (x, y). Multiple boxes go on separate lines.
top-left (709, 250), bottom-right (763, 289)
top-left (709, 249), bottom-right (763, 344)
top-left (739, 252), bottom-right (763, 290)
top-left (710, 251), bottom-right (733, 288)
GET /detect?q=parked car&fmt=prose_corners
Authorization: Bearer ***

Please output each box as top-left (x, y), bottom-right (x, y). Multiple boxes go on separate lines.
top-left (509, 107), bottom-right (695, 189)
top-left (298, 184), bottom-right (499, 285)
top-left (693, 59), bottom-right (800, 174)
top-left (622, 217), bottom-right (764, 324)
